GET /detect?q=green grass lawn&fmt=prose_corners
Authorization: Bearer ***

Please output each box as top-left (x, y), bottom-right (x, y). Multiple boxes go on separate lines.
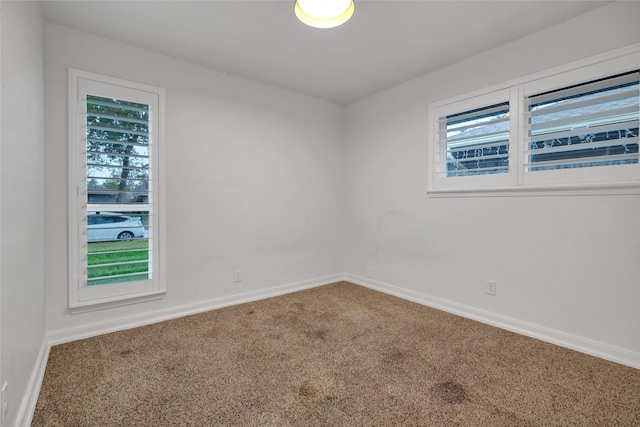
top-left (88, 239), bottom-right (149, 285)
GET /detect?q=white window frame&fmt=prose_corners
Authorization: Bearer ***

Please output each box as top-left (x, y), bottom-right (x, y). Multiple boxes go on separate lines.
top-left (429, 87), bottom-right (520, 191)
top-left (68, 69), bottom-right (166, 312)
top-left (428, 44), bottom-right (640, 197)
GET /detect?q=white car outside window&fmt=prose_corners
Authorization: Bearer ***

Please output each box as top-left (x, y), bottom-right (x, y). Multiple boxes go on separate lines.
top-left (87, 212), bottom-right (145, 242)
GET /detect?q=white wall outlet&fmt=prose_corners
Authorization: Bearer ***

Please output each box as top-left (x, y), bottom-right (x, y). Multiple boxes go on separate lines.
top-left (1, 381), bottom-right (8, 424)
top-left (486, 280), bottom-right (497, 296)
top-left (234, 269), bottom-right (242, 283)
top-left (366, 266), bottom-right (373, 278)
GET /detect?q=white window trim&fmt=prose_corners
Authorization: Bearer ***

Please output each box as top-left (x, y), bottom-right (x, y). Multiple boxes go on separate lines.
top-left (428, 43), bottom-right (640, 197)
top-left (68, 69), bottom-right (166, 313)
top-left (430, 86), bottom-right (520, 191)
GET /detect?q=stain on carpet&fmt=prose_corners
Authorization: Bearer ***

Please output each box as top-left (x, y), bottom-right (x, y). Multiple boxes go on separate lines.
top-left (297, 378), bottom-right (339, 403)
top-left (204, 328), bottom-right (219, 338)
top-left (290, 302), bottom-right (305, 311)
top-left (383, 347), bottom-right (406, 363)
top-left (432, 380), bottom-right (467, 404)
top-left (299, 380), bottom-right (317, 397)
top-left (306, 329), bottom-right (328, 340)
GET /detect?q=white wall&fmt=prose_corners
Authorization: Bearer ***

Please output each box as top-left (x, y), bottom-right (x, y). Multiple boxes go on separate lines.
top-left (0, 2), bottom-right (628, 424)
top-left (344, 1), bottom-right (640, 364)
top-left (45, 24), bottom-right (345, 334)
top-left (0, 1), bottom-right (46, 426)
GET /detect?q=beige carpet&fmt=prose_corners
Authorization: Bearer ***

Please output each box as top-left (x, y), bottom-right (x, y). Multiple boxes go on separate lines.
top-left (33, 282), bottom-right (640, 426)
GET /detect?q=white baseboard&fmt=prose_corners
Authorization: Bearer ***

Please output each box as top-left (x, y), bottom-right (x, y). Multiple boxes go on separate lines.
top-left (346, 274), bottom-right (640, 370)
top-left (48, 273), bottom-right (345, 346)
top-left (17, 340), bottom-right (49, 427)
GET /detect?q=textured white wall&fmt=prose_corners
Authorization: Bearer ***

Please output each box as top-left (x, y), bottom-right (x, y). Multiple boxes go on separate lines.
top-left (1, 2), bottom-right (46, 426)
top-left (344, 1), bottom-right (640, 356)
top-left (44, 24), bottom-right (345, 333)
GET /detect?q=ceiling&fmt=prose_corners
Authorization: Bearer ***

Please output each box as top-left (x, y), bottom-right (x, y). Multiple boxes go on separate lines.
top-left (41, 0), bottom-right (612, 104)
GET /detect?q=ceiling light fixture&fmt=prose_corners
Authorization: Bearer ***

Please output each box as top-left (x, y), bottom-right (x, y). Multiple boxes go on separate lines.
top-left (294, 0), bottom-right (355, 29)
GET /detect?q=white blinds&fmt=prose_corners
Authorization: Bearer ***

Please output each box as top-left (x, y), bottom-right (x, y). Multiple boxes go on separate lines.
top-left (525, 70), bottom-right (639, 171)
top-left (86, 95), bottom-right (150, 201)
top-left (84, 95), bottom-right (152, 286)
top-left (438, 102), bottom-right (510, 177)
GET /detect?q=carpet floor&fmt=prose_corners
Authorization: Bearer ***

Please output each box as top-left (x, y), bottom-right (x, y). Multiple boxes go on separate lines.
top-left (33, 282), bottom-right (640, 426)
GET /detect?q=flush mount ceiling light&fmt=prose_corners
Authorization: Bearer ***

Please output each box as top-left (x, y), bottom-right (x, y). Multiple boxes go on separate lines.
top-left (294, 0), bottom-right (355, 29)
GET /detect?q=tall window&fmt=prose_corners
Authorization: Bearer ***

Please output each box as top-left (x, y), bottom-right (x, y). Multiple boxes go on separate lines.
top-left (69, 70), bottom-right (165, 311)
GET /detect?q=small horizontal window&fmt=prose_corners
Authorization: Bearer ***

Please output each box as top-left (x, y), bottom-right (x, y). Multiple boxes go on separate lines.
top-left (428, 46), bottom-right (640, 195)
top-left (525, 70), bottom-right (639, 172)
top-left (442, 102), bottom-right (510, 177)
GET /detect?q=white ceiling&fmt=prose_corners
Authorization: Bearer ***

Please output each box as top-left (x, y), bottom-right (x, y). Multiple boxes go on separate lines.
top-left (42, 0), bottom-right (612, 104)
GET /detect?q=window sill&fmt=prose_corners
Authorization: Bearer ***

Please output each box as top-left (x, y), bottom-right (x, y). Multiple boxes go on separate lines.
top-left (427, 182), bottom-right (640, 198)
top-left (69, 289), bottom-right (166, 315)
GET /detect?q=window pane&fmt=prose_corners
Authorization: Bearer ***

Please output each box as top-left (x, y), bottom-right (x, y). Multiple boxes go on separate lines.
top-left (87, 241), bottom-right (149, 286)
top-left (86, 210), bottom-right (150, 286)
top-left (441, 102), bottom-right (510, 177)
top-left (86, 95), bottom-right (150, 205)
top-left (86, 94), bottom-right (151, 287)
top-left (526, 70), bottom-right (639, 171)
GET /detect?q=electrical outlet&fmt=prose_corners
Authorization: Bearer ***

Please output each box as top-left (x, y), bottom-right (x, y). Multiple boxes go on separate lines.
top-left (234, 269), bottom-right (242, 283)
top-left (486, 280), bottom-right (496, 296)
top-left (366, 266), bottom-right (373, 278)
top-left (1, 381), bottom-right (8, 424)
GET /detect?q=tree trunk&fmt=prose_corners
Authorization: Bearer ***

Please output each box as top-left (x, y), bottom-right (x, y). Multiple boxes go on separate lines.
top-left (116, 142), bottom-right (134, 203)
